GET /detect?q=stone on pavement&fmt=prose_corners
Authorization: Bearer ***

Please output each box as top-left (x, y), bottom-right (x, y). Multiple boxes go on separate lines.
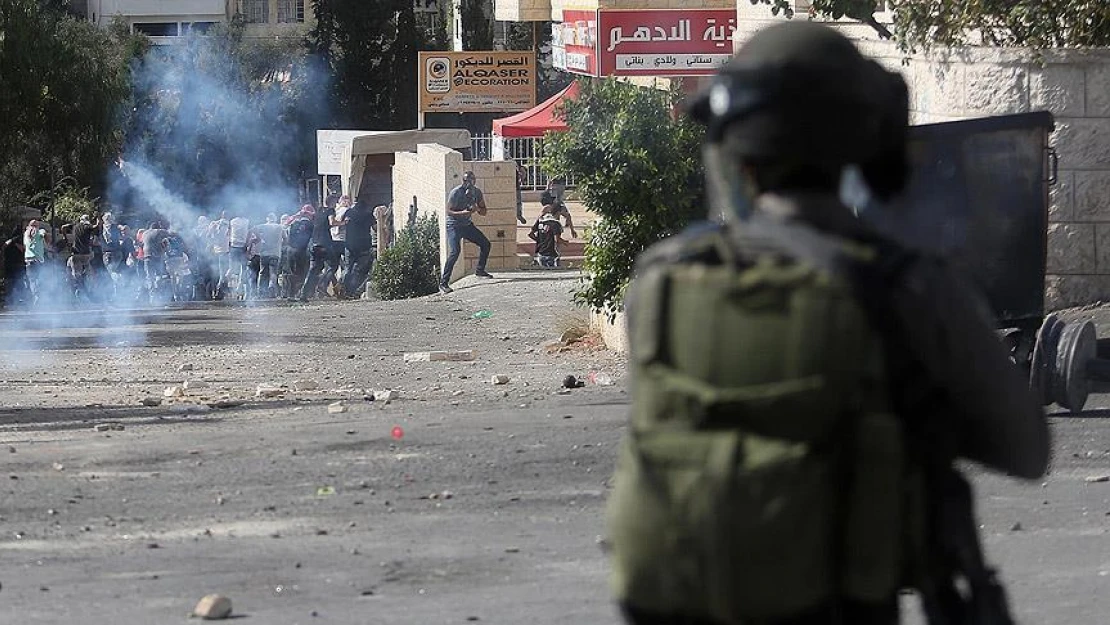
top-left (193, 594), bottom-right (233, 620)
top-left (164, 386), bottom-right (184, 398)
top-left (328, 401), bottom-right (348, 414)
top-left (491, 375), bottom-right (510, 385)
top-left (293, 379), bottom-right (318, 391)
top-left (373, 389), bottom-right (399, 402)
top-left (404, 350), bottom-right (476, 363)
top-left (256, 384), bottom-right (284, 398)
top-left (141, 397), bottom-right (162, 407)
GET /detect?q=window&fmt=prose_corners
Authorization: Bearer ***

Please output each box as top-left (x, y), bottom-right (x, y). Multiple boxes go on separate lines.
top-left (133, 22), bottom-right (179, 37)
top-left (241, 0), bottom-right (269, 24)
top-left (277, 0), bottom-right (306, 24)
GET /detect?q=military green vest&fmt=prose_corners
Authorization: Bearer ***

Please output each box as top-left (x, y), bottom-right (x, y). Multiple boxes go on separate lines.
top-left (608, 221), bottom-right (925, 623)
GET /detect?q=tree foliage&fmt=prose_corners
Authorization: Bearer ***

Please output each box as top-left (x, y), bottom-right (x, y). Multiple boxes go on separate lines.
top-left (459, 0), bottom-right (492, 51)
top-left (753, 0), bottom-right (1110, 51)
top-left (311, 0), bottom-right (447, 130)
top-left (0, 2), bottom-right (144, 224)
top-left (372, 213), bottom-right (441, 300)
top-left (543, 79), bottom-right (705, 315)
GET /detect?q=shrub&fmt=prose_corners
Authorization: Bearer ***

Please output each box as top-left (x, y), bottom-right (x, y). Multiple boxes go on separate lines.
top-left (372, 213), bottom-right (440, 300)
top-left (542, 78), bottom-right (705, 316)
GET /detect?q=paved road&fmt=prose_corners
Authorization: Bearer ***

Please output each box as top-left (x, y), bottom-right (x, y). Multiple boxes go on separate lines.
top-left (0, 277), bottom-right (1107, 624)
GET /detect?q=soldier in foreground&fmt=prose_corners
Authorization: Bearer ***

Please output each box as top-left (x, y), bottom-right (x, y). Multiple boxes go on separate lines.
top-left (607, 22), bottom-right (1049, 625)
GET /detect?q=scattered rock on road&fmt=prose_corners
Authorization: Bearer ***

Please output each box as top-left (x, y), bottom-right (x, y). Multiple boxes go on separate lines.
top-left (328, 401), bottom-right (348, 414)
top-left (1086, 475), bottom-right (1110, 484)
top-left (177, 364), bottom-right (194, 372)
top-left (404, 350), bottom-right (476, 363)
top-left (141, 397), bottom-right (162, 407)
top-left (183, 379), bottom-right (209, 390)
top-left (193, 594), bottom-right (233, 620)
top-left (256, 384), bottom-right (284, 398)
top-left (562, 375), bottom-right (584, 389)
top-left (491, 375), bottom-right (510, 385)
top-left (164, 386), bottom-right (184, 398)
top-left (374, 389), bottom-right (399, 402)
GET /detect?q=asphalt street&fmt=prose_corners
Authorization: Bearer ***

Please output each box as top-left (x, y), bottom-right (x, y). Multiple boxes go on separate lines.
top-left (1, 274), bottom-right (1107, 625)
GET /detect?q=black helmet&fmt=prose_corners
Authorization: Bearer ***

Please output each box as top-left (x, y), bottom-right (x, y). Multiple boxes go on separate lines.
top-left (689, 21), bottom-right (909, 200)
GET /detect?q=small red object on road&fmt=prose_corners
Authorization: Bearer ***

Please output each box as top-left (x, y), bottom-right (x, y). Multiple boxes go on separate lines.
top-left (391, 426), bottom-right (404, 441)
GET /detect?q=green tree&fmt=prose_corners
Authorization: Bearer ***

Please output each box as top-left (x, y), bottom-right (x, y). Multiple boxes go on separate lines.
top-left (752, 0), bottom-right (1110, 51)
top-left (311, 0), bottom-right (447, 130)
top-left (459, 0), bottom-right (492, 50)
top-left (543, 79), bottom-right (705, 315)
top-left (0, 2), bottom-right (144, 225)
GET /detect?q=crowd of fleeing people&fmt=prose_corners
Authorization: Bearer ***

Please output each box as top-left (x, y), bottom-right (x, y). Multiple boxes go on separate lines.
top-left (1, 193), bottom-right (381, 309)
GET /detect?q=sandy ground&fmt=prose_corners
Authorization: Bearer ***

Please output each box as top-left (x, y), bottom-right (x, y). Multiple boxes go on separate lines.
top-left (0, 274), bottom-right (1108, 625)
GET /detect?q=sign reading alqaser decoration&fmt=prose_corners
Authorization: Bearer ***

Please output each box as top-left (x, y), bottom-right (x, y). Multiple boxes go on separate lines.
top-left (599, 9), bottom-right (736, 77)
top-left (419, 51), bottom-right (536, 113)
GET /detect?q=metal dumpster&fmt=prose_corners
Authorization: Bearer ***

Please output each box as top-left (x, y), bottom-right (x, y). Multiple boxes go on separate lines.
top-left (865, 111), bottom-right (1102, 414)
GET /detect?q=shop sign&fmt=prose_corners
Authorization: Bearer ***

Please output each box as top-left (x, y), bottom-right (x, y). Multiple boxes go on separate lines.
top-left (418, 51), bottom-right (536, 113)
top-left (554, 9), bottom-right (600, 76)
top-left (599, 9), bottom-right (736, 77)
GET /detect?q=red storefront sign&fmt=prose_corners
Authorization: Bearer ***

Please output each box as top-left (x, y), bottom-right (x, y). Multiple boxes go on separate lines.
top-left (598, 9), bottom-right (736, 77)
top-left (554, 9), bottom-right (600, 76)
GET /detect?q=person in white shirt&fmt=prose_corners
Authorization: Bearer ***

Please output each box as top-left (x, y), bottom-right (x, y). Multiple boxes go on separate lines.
top-left (253, 213), bottom-right (284, 298)
top-left (208, 212), bottom-right (232, 297)
top-left (228, 214), bottom-right (251, 298)
top-left (324, 195), bottom-right (351, 295)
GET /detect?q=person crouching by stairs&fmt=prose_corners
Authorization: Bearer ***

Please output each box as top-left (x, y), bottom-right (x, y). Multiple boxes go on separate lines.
top-left (529, 206), bottom-right (567, 268)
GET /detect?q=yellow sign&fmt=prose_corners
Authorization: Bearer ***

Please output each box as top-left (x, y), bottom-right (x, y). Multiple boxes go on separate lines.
top-left (418, 51), bottom-right (536, 114)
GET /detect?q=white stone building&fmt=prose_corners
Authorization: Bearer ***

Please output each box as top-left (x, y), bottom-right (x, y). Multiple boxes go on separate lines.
top-left (81, 0), bottom-right (314, 42)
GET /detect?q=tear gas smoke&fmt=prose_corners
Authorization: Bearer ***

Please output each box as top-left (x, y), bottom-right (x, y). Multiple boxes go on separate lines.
top-left (0, 33), bottom-right (330, 376)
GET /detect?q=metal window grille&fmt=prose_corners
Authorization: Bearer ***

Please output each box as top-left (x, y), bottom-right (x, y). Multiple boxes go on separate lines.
top-left (469, 134), bottom-right (574, 191)
top-left (277, 0), bottom-right (305, 23)
top-left (241, 0), bottom-right (269, 24)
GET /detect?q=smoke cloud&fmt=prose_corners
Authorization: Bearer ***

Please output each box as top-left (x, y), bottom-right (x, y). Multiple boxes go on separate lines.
top-left (110, 30), bottom-right (330, 228)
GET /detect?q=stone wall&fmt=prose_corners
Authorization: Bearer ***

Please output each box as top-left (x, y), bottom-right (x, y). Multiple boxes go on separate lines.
top-left (736, 5), bottom-right (1110, 309)
top-left (391, 144), bottom-right (520, 284)
top-left (591, 310), bottom-right (628, 354)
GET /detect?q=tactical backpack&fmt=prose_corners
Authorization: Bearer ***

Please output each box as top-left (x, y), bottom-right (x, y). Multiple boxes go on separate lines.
top-left (607, 219), bottom-right (928, 624)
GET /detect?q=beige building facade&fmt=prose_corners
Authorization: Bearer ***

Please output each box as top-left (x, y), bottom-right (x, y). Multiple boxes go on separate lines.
top-left (83, 0), bottom-right (315, 42)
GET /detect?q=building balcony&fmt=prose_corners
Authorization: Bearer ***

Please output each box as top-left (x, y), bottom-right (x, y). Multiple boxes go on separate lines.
top-left (91, 0), bottom-right (228, 20)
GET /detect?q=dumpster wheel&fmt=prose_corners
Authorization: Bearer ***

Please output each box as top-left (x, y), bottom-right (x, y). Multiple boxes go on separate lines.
top-left (1032, 314), bottom-right (1097, 414)
top-left (1030, 314), bottom-right (1063, 406)
top-left (1054, 320), bottom-right (1096, 414)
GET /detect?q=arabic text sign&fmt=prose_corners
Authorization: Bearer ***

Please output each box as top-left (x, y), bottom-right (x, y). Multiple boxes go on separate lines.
top-left (555, 10), bottom-right (600, 76)
top-left (418, 51), bottom-right (536, 113)
top-left (599, 9), bottom-right (736, 77)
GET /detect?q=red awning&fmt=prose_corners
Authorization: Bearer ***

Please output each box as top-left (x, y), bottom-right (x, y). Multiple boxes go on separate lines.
top-left (492, 81), bottom-right (580, 138)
